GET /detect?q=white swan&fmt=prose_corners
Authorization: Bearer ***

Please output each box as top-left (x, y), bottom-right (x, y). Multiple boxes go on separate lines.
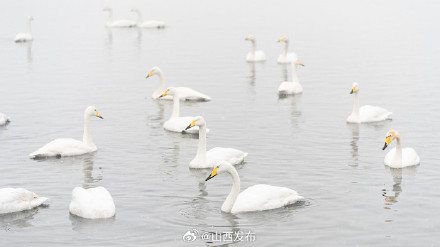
top-left (14, 16), bottom-right (34, 42)
top-left (146, 66), bottom-right (211, 101)
top-left (278, 59), bottom-right (305, 95)
top-left (277, 36), bottom-right (298, 63)
top-left (347, 82), bottom-right (392, 123)
top-left (0, 188), bottom-right (47, 214)
top-left (131, 8), bottom-right (165, 28)
top-left (185, 116), bottom-right (247, 168)
top-left (382, 129), bottom-right (420, 168)
top-left (103, 7), bottom-right (136, 28)
top-left (69, 187), bottom-right (115, 219)
top-left (245, 36), bottom-right (266, 62)
top-left (29, 106), bottom-right (103, 159)
top-left (159, 88), bottom-right (207, 134)
top-left (0, 112), bottom-right (10, 126)
top-left (205, 161), bottom-right (303, 214)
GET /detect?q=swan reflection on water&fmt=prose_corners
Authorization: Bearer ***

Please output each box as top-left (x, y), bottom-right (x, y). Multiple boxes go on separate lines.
top-left (382, 166), bottom-right (418, 205)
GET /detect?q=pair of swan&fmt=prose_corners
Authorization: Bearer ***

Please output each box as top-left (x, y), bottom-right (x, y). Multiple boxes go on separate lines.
top-left (278, 59), bottom-right (305, 95)
top-left (347, 83), bottom-right (392, 123)
top-left (0, 112), bottom-right (10, 126)
top-left (185, 116), bottom-right (247, 168)
top-left (205, 161), bottom-right (303, 214)
top-left (69, 187), bottom-right (115, 219)
top-left (14, 16), bottom-right (34, 42)
top-left (0, 188), bottom-right (47, 214)
top-left (145, 66), bottom-right (211, 101)
top-left (159, 87), bottom-right (207, 134)
top-left (382, 130), bottom-right (420, 168)
top-left (29, 106), bottom-right (103, 159)
top-left (103, 7), bottom-right (165, 28)
top-left (245, 36), bottom-right (302, 63)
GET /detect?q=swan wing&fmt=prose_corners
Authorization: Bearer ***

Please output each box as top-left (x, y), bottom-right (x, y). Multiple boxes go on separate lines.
top-left (0, 188), bottom-right (48, 214)
top-left (108, 20), bottom-right (136, 27)
top-left (164, 117), bottom-right (202, 134)
top-left (402, 148), bottom-right (420, 167)
top-left (69, 187), bottom-right (115, 219)
top-left (277, 52), bottom-right (298, 63)
top-left (359, 105), bottom-right (392, 122)
top-left (29, 138), bottom-right (94, 159)
top-left (141, 20), bottom-right (166, 28)
top-left (14, 33), bottom-right (32, 42)
top-left (231, 184), bottom-right (303, 213)
top-left (0, 113), bottom-right (10, 125)
top-left (278, 81), bottom-right (303, 94)
top-left (175, 87), bottom-right (211, 101)
top-left (206, 147), bottom-right (248, 166)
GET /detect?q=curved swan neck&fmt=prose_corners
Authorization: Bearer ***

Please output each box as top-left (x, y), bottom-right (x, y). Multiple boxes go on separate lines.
top-left (26, 19), bottom-right (32, 34)
top-left (392, 136), bottom-right (403, 167)
top-left (135, 11), bottom-right (143, 25)
top-left (171, 94), bottom-right (180, 118)
top-left (351, 92), bottom-right (360, 118)
top-left (283, 40), bottom-right (289, 56)
top-left (196, 124), bottom-right (207, 162)
top-left (221, 166), bottom-right (241, 213)
top-left (82, 113), bottom-right (95, 149)
top-left (157, 70), bottom-right (166, 92)
top-left (290, 62), bottom-right (299, 82)
top-left (106, 10), bottom-right (113, 23)
top-left (251, 40), bottom-right (256, 53)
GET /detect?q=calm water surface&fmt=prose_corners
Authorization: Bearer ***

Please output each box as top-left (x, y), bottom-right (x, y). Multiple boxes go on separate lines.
top-left (1, 0), bottom-right (440, 246)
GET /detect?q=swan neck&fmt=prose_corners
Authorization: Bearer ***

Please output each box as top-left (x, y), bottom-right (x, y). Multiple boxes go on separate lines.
top-left (352, 92), bottom-right (360, 118)
top-left (222, 166), bottom-right (241, 213)
top-left (283, 41), bottom-right (289, 55)
top-left (135, 11), bottom-right (143, 25)
top-left (171, 95), bottom-right (180, 118)
top-left (158, 70), bottom-right (166, 91)
top-left (251, 40), bottom-right (256, 53)
top-left (290, 62), bottom-right (299, 82)
top-left (196, 124), bottom-right (207, 162)
top-left (393, 136), bottom-right (403, 167)
top-left (107, 10), bottom-right (113, 23)
top-left (26, 19), bottom-right (32, 34)
top-left (83, 113), bottom-right (95, 149)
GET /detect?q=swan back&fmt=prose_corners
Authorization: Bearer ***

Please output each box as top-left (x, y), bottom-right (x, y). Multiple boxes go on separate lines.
top-left (0, 113), bottom-right (10, 125)
top-left (0, 188), bottom-right (48, 214)
top-left (69, 187), bottom-right (115, 219)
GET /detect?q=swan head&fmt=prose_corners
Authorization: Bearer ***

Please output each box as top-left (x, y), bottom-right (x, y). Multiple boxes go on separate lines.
top-left (278, 36), bottom-right (288, 42)
top-left (292, 59), bottom-right (304, 67)
top-left (28, 16), bottom-right (34, 21)
top-left (245, 36), bottom-right (255, 42)
top-left (85, 106), bottom-right (104, 119)
top-left (145, 66), bottom-right (161, 78)
top-left (350, 82), bottom-right (359, 94)
top-left (383, 129), bottom-right (400, 150)
top-left (184, 116), bottom-right (206, 130)
top-left (159, 87), bottom-right (181, 99)
top-left (205, 161), bottom-right (234, 181)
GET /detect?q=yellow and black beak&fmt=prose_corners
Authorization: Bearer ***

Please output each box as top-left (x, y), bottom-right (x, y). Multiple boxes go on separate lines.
top-left (96, 111), bottom-right (103, 119)
top-left (185, 120), bottom-right (196, 130)
top-left (159, 90), bottom-right (168, 98)
top-left (350, 86), bottom-right (356, 94)
top-left (278, 38), bottom-right (285, 42)
top-left (298, 60), bottom-right (304, 66)
top-left (245, 37), bottom-right (251, 41)
top-left (382, 136), bottom-right (391, 150)
top-left (205, 167), bottom-right (218, 181)
top-left (145, 71), bottom-right (153, 78)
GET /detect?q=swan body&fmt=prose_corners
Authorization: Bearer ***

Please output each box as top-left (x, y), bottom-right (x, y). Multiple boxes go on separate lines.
top-left (0, 188), bottom-right (47, 214)
top-left (69, 187), bottom-right (115, 219)
top-left (0, 112), bottom-right (10, 125)
top-left (131, 9), bottom-right (165, 28)
top-left (160, 88), bottom-right (208, 134)
top-left (185, 116), bottom-right (247, 168)
top-left (146, 67), bottom-right (211, 101)
top-left (29, 106), bottom-right (103, 159)
top-left (103, 8), bottom-right (136, 28)
top-left (278, 59), bottom-right (304, 95)
top-left (382, 130), bottom-right (420, 168)
top-left (245, 36), bottom-right (266, 62)
top-left (14, 16), bottom-right (34, 42)
top-left (205, 161), bottom-right (303, 214)
top-left (277, 37), bottom-right (298, 63)
top-left (347, 83), bottom-right (392, 123)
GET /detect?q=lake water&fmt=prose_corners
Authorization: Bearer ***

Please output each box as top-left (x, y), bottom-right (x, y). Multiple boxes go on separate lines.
top-left (1, 0), bottom-right (440, 246)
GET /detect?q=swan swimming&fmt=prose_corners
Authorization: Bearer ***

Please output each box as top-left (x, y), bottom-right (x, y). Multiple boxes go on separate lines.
top-left (245, 36), bottom-right (266, 62)
top-left (382, 129), bottom-right (420, 168)
top-left (0, 112), bottom-right (10, 126)
top-left (0, 188), bottom-right (47, 214)
top-left (14, 16), bottom-right (34, 42)
top-left (347, 82), bottom-right (392, 123)
top-left (131, 8), bottom-right (165, 28)
top-left (103, 7), bottom-right (136, 28)
top-left (278, 59), bottom-right (305, 95)
top-left (146, 66), bottom-right (211, 101)
top-left (29, 106), bottom-right (103, 159)
top-left (205, 161), bottom-right (303, 214)
top-left (277, 36), bottom-right (298, 63)
top-left (160, 88), bottom-right (206, 134)
top-left (185, 116), bottom-right (247, 168)
top-left (69, 186), bottom-right (115, 219)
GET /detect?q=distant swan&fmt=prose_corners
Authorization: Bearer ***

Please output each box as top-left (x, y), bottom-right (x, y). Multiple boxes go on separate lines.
top-left (146, 66), bottom-right (211, 101)
top-left (0, 188), bottom-right (47, 214)
top-left (69, 187), bottom-right (115, 219)
top-left (185, 116), bottom-right (247, 168)
top-left (160, 87), bottom-right (207, 134)
top-left (0, 112), bottom-right (10, 126)
top-left (278, 59), bottom-right (305, 95)
top-left (131, 8), bottom-right (165, 28)
top-left (205, 161), bottom-right (303, 214)
top-left (245, 36), bottom-right (266, 62)
top-left (103, 7), bottom-right (136, 28)
top-left (14, 16), bottom-right (34, 42)
top-left (277, 36), bottom-right (298, 63)
top-left (347, 82), bottom-right (392, 123)
top-left (29, 106), bottom-right (103, 159)
top-left (382, 129), bottom-right (420, 168)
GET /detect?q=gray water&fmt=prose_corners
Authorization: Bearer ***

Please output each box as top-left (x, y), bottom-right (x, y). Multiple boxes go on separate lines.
top-left (1, 0), bottom-right (440, 246)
